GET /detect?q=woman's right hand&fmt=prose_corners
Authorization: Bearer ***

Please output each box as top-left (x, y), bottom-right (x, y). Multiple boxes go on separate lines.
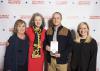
top-left (46, 45), bottom-right (50, 52)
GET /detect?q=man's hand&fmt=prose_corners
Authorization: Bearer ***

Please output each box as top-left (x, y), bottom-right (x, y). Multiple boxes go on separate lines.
top-left (54, 53), bottom-right (60, 58)
top-left (50, 51), bottom-right (60, 58)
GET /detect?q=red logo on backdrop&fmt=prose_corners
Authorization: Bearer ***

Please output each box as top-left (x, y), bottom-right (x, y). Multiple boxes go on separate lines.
top-left (78, 0), bottom-right (90, 5)
top-left (66, 16), bottom-right (79, 19)
top-left (32, 0), bottom-right (45, 4)
top-left (20, 15), bottom-right (51, 20)
top-left (20, 15), bottom-right (32, 19)
top-left (56, 0), bottom-right (67, 5)
top-left (8, 0), bottom-right (21, 4)
top-left (0, 41), bottom-right (7, 46)
top-left (0, 14), bottom-right (9, 19)
top-left (89, 16), bottom-right (100, 19)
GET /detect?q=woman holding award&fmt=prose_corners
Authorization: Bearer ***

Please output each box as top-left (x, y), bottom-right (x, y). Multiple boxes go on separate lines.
top-left (26, 13), bottom-right (46, 71)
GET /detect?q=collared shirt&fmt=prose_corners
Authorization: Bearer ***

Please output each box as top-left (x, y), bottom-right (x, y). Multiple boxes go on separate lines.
top-left (53, 27), bottom-right (58, 41)
top-left (53, 24), bottom-right (61, 41)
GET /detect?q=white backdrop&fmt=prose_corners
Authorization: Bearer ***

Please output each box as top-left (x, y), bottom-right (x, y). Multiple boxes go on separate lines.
top-left (0, 0), bottom-right (100, 71)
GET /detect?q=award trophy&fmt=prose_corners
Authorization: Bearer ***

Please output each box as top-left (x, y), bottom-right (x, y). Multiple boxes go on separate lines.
top-left (50, 41), bottom-right (58, 53)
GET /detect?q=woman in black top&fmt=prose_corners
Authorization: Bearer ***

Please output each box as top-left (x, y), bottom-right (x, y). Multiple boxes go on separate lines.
top-left (70, 22), bottom-right (98, 71)
top-left (3, 19), bottom-right (29, 71)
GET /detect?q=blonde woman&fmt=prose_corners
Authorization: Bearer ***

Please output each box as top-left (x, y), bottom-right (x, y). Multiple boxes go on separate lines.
top-left (70, 22), bottom-right (98, 71)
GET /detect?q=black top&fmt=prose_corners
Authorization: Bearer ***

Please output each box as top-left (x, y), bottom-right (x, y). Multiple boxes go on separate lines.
top-left (70, 38), bottom-right (98, 71)
top-left (3, 34), bottom-right (29, 71)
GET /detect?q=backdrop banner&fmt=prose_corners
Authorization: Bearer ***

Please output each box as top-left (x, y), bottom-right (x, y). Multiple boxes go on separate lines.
top-left (0, 0), bottom-right (100, 71)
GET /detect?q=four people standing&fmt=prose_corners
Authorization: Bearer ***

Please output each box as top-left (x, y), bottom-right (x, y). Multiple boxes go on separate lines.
top-left (3, 12), bottom-right (98, 71)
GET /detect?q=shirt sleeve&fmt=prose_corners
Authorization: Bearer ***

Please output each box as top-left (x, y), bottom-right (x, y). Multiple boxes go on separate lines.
top-left (4, 35), bottom-right (14, 70)
top-left (88, 39), bottom-right (98, 71)
top-left (60, 30), bottom-right (73, 62)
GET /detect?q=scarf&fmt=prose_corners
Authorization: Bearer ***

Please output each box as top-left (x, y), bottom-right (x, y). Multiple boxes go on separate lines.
top-left (32, 27), bottom-right (42, 58)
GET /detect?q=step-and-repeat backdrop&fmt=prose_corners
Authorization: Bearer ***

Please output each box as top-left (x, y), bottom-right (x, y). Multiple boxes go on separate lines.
top-left (0, 0), bottom-right (100, 70)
